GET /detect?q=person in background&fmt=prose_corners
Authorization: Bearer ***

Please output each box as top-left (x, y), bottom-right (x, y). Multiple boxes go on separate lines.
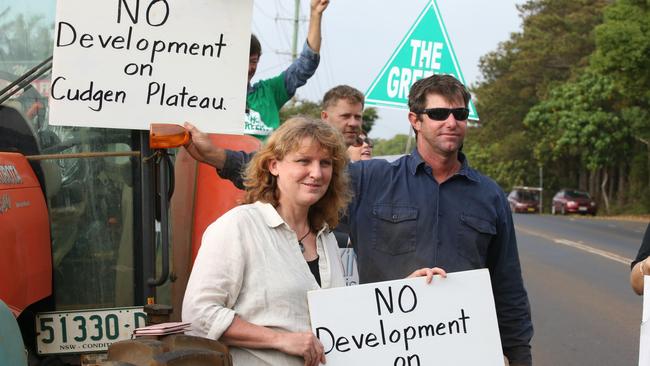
top-left (630, 223), bottom-right (650, 295)
top-left (347, 131), bottom-right (373, 161)
top-left (183, 84), bottom-right (365, 188)
top-left (245, 0), bottom-right (330, 140)
top-left (182, 117), bottom-right (444, 366)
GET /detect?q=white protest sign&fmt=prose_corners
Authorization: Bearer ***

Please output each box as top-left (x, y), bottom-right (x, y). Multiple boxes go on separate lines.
top-left (49, 0), bottom-right (252, 134)
top-left (639, 276), bottom-right (650, 366)
top-left (308, 269), bottom-right (503, 365)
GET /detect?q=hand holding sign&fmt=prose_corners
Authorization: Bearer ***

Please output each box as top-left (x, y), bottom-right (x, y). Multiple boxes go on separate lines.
top-left (407, 267), bottom-right (447, 283)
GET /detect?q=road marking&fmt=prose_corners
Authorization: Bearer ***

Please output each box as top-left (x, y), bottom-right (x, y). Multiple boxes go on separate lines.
top-left (516, 226), bottom-right (633, 265)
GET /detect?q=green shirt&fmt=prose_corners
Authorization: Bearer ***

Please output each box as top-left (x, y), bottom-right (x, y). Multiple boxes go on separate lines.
top-left (243, 42), bottom-right (320, 141)
top-left (243, 74), bottom-right (289, 140)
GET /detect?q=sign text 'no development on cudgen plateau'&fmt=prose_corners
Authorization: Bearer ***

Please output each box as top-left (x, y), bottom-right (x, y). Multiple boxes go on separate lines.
top-left (49, 0), bottom-right (252, 133)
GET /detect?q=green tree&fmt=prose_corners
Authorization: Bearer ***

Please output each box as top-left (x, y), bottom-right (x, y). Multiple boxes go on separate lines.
top-left (362, 107), bottom-right (378, 134)
top-left (279, 99), bottom-right (321, 121)
top-left (373, 134), bottom-right (414, 156)
top-left (0, 7), bottom-right (53, 77)
top-left (590, 0), bottom-right (650, 199)
top-left (524, 71), bottom-right (633, 212)
top-left (467, 0), bottom-right (608, 197)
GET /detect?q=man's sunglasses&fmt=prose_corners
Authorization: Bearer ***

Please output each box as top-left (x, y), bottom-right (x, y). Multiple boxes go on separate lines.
top-left (414, 108), bottom-right (470, 121)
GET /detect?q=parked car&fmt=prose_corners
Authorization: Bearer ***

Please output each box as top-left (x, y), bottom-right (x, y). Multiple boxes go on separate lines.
top-left (507, 187), bottom-right (541, 213)
top-left (551, 189), bottom-right (597, 215)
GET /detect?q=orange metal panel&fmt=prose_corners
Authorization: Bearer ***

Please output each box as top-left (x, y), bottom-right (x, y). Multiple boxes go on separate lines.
top-left (191, 134), bottom-right (260, 263)
top-left (0, 153), bottom-right (52, 316)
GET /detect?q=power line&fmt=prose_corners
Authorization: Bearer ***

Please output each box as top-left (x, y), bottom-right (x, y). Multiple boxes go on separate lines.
top-left (253, 2), bottom-right (275, 20)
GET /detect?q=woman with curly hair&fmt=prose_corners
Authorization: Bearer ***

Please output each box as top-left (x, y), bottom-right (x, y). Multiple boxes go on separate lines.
top-left (183, 117), bottom-right (442, 366)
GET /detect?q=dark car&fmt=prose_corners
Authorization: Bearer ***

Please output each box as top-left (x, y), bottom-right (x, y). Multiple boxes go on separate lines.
top-left (507, 187), bottom-right (541, 213)
top-left (551, 189), bottom-right (597, 215)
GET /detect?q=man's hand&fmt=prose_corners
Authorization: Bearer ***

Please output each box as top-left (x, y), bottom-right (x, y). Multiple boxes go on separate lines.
top-left (183, 122), bottom-right (226, 170)
top-left (307, 0), bottom-right (329, 52)
top-left (311, 0), bottom-right (329, 15)
top-left (407, 267), bottom-right (447, 284)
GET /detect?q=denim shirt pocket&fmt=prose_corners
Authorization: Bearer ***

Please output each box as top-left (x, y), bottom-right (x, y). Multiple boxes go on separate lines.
top-left (457, 213), bottom-right (496, 267)
top-left (372, 205), bottom-right (418, 255)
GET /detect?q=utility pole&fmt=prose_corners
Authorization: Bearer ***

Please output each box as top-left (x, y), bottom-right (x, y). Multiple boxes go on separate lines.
top-left (276, 1), bottom-right (303, 61)
top-left (291, 0), bottom-right (300, 61)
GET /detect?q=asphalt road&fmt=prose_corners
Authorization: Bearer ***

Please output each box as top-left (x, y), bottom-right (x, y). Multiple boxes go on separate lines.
top-left (513, 214), bottom-right (649, 365)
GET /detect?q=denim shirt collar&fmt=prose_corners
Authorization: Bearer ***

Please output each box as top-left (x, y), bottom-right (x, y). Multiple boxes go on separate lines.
top-left (407, 148), bottom-right (480, 183)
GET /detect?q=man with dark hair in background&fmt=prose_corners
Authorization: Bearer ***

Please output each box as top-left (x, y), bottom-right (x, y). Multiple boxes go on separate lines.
top-left (245, 0), bottom-right (329, 140)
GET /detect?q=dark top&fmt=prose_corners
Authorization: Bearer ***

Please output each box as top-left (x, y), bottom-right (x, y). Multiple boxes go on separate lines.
top-left (307, 257), bottom-right (321, 287)
top-left (631, 223), bottom-right (650, 268)
top-left (217, 148), bottom-right (533, 365)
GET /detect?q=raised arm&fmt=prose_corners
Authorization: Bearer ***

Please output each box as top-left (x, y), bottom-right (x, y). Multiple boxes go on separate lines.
top-left (307, 0), bottom-right (329, 53)
top-left (281, 0), bottom-right (329, 99)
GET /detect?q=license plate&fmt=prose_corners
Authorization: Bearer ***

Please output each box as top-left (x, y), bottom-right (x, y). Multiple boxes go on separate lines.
top-left (36, 307), bottom-right (146, 355)
top-left (527, 207), bottom-right (535, 212)
top-left (578, 207), bottom-right (588, 212)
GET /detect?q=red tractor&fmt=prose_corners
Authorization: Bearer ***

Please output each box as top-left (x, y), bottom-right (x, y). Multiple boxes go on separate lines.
top-left (1, 65), bottom-right (259, 365)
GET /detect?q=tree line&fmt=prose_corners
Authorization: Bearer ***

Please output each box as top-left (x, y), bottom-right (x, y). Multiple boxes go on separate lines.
top-left (372, 0), bottom-right (649, 215)
top-left (465, 0), bottom-right (650, 214)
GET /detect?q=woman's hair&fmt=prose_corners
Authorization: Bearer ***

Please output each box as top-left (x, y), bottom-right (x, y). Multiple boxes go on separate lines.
top-left (243, 116), bottom-right (351, 230)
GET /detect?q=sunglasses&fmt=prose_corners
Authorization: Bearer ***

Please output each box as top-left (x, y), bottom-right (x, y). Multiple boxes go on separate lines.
top-left (353, 136), bottom-right (373, 148)
top-left (415, 108), bottom-right (470, 121)
top-left (360, 136), bottom-right (373, 148)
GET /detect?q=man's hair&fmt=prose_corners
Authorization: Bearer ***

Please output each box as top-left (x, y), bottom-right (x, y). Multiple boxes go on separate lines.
top-left (243, 116), bottom-right (351, 230)
top-left (250, 34), bottom-right (262, 56)
top-left (322, 85), bottom-right (365, 110)
top-left (407, 74), bottom-right (471, 114)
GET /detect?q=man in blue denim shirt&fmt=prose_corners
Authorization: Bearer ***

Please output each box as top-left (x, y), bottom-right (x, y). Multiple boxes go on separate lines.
top-left (342, 75), bottom-right (532, 365)
top-left (183, 77), bottom-right (532, 365)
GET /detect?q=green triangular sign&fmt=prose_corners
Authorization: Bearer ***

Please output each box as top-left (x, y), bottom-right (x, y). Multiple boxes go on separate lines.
top-left (365, 0), bottom-right (478, 120)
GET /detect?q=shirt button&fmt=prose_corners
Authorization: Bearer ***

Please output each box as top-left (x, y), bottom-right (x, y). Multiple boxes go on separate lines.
top-left (392, 214), bottom-right (398, 220)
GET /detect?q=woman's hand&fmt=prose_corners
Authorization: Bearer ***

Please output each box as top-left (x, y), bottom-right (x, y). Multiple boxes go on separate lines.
top-left (407, 267), bottom-right (447, 284)
top-left (275, 331), bottom-right (326, 366)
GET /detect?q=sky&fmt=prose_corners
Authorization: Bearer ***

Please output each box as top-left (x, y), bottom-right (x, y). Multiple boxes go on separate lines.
top-left (252, 0), bottom-right (525, 139)
top-left (2, 0), bottom-right (524, 138)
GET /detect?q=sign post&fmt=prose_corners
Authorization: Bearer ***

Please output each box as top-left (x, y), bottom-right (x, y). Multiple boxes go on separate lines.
top-left (365, 0), bottom-right (478, 121)
top-left (49, 0), bottom-right (252, 134)
top-left (308, 269), bottom-right (502, 365)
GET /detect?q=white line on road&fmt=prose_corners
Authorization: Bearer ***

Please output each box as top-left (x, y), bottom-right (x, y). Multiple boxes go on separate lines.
top-left (516, 226), bottom-right (633, 265)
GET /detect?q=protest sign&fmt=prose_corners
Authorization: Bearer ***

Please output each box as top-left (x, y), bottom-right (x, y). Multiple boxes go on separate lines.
top-left (308, 268), bottom-right (503, 365)
top-left (49, 0), bottom-right (252, 134)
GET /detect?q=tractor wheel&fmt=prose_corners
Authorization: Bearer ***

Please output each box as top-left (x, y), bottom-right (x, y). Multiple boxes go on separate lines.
top-left (103, 334), bottom-right (232, 366)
